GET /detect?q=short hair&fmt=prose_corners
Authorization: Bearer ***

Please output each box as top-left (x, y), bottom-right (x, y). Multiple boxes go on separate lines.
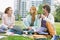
top-left (43, 4), bottom-right (50, 13)
top-left (4, 7), bottom-right (12, 13)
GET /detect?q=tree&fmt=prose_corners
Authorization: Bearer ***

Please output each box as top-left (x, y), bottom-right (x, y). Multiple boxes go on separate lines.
top-left (55, 5), bottom-right (60, 22)
top-left (37, 4), bottom-right (43, 14)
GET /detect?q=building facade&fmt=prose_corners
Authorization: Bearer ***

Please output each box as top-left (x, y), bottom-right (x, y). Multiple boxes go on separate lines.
top-left (14, 0), bottom-right (54, 18)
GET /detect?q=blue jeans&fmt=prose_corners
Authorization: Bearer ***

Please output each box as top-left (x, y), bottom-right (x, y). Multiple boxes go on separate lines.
top-left (0, 25), bottom-right (8, 32)
top-left (0, 25), bottom-right (8, 30)
top-left (51, 35), bottom-right (59, 40)
top-left (9, 29), bottom-right (23, 35)
top-left (8, 26), bottom-right (23, 35)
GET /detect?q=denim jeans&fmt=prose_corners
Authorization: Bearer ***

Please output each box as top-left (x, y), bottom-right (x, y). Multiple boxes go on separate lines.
top-left (0, 25), bottom-right (8, 30)
top-left (0, 25), bottom-right (8, 32)
top-left (51, 35), bottom-right (59, 40)
top-left (9, 29), bottom-right (23, 35)
top-left (8, 26), bottom-right (23, 35)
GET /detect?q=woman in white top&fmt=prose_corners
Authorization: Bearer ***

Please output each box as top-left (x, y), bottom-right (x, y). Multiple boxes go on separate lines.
top-left (0, 7), bottom-right (15, 32)
top-left (1, 7), bottom-right (23, 35)
top-left (3, 7), bottom-right (15, 28)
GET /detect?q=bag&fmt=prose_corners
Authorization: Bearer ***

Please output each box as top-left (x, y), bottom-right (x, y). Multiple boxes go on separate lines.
top-left (10, 25), bottom-right (23, 35)
top-left (46, 21), bottom-right (55, 36)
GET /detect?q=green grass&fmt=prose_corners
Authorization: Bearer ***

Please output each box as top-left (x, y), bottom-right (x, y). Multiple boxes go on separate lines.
top-left (1, 36), bottom-right (33, 40)
top-left (55, 22), bottom-right (60, 35)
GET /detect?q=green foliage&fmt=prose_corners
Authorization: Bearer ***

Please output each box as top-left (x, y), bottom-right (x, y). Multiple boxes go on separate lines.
top-left (16, 14), bottom-right (22, 21)
top-left (0, 18), bottom-right (2, 20)
top-left (27, 12), bottom-right (30, 15)
top-left (55, 22), bottom-right (60, 35)
top-left (37, 4), bottom-right (43, 14)
top-left (55, 5), bottom-right (60, 22)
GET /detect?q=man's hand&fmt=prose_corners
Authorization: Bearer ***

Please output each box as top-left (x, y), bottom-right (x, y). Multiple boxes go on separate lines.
top-left (28, 27), bottom-right (32, 30)
top-left (41, 14), bottom-right (45, 19)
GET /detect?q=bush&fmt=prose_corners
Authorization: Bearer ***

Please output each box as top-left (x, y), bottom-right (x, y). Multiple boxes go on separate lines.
top-left (37, 4), bottom-right (43, 14)
top-left (55, 5), bottom-right (60, 22)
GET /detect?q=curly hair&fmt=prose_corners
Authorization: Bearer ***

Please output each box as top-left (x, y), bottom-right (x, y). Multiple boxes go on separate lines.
top-left (43, 4), bottom-right (51, 13)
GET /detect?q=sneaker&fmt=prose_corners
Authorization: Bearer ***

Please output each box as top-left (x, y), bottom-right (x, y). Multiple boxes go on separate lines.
top-left (51, 35), bottom-right (59, 40)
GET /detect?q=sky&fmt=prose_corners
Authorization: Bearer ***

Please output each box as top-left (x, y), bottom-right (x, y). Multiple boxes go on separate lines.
top-left (0, 0), bottom-right (14, 12)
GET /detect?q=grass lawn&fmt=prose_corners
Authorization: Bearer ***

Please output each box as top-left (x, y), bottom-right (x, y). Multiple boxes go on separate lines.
top-left (0, 35), bottom-right (33, 40)
top-left (0, 20), bottom-right (60, 40)
top-left (55, 22), bottom-right (60, 35)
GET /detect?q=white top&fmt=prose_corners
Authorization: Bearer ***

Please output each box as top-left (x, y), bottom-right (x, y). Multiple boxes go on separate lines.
top-left (43, 13), bottom-right (56, 34)
top-left (2, 14), bottom-right (15, 27)
top-left (43, 13), bottom-right (54, 25)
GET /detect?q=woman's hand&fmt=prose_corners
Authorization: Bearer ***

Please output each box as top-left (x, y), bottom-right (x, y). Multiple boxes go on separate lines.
top-left (28, 27), bottom-right (32, 30)
top-left (9, 26), bottom-right (13, 29)
top-left (8, 25), bottom-right (14, 29)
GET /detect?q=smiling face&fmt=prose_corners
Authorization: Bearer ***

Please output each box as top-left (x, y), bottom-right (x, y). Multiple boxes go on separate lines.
top-left (7, 8), bottom-right (13, 15)
top-left (5, 7), bottom-right (13, 16)
top-left (42, 8), bottom-right (48, 15)
top-left (42, 5), bottom-right (50, 16)
top-left (30, 6), bottom-right (36, 15)
top-left (30, 9), bottom-right (35, 15)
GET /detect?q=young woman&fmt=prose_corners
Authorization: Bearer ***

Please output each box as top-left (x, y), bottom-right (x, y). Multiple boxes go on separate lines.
top-left (24, 6), bottom-right (39, 34)
top-left (1, 7), bottom-right (23, 35)
top-left (0, 7), bottom-right (15, 33)
top-left (2, 7), bottom-right (15, 29)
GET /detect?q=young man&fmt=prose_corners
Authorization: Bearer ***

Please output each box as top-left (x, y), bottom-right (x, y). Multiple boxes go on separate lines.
top-left (37, 4), bottom-right (58, 40)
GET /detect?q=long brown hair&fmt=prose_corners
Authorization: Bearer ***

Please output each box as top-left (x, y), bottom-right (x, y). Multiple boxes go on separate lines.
top-left (30, 6), bottom-right (37, 24)
top-left (4, 7), bottom-right (12, 14)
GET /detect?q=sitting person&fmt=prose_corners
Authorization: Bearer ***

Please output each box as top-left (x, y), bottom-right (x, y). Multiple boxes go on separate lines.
top-left (23, 6), bottom-right (39, 34)
top-left (36, 5), bottom-right (56, 37)
top-left (0, 7), bottom-right (23, 35)
top-left (0, 7), bottom-right (15, 33)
